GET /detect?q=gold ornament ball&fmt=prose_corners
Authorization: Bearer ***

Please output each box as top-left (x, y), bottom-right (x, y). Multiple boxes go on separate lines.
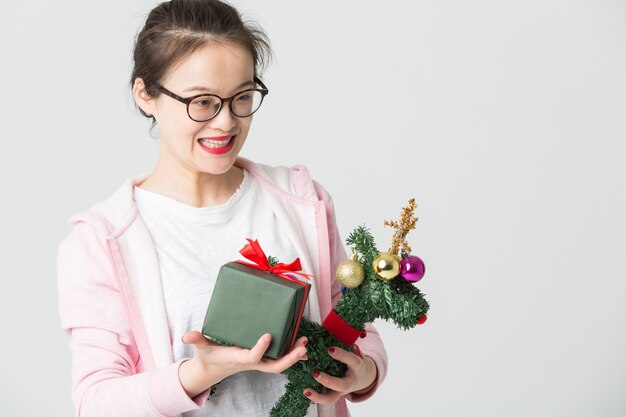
top-left (336, 259), bottom-right (365, 288)
top-left (372, 252), bottom-right (401, 281)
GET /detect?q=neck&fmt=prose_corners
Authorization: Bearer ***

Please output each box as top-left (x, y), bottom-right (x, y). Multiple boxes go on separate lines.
top-left (137, 154), bottom-right (244, 208)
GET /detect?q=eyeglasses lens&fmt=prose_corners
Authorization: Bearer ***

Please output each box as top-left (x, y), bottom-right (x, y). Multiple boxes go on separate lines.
top-left (189, 90), bottom-right (264, 121)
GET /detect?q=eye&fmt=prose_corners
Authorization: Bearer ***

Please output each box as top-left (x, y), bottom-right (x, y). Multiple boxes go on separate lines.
top-left (191, 96), bottom-right (217, 107)
top-left (236, 93), bottom-right (252, 102)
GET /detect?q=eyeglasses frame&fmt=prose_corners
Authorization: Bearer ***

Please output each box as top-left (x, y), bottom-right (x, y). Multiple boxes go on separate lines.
top-left (153, 76), bottom-right (269, 122)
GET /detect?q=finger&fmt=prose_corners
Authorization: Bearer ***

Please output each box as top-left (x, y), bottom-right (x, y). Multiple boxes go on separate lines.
top-left (258, 345), bottom-right (307, 373)
top-left (299, 337), bottom-right (309, 359)
top-left (182, 331), bottom-right (214, 347)
top-left (270, 346), bottom-right (309, 363)
top-left (312, 369), bottom-right (351, 393)
top-left (247, 333), bottom-right (273, 363)
top-left (304, 387), bottom-right (343, 405)
top-left (260, 347), bottom-right (308, 364)
top-left (275, 345), bottom-right (308, 369)
top-left (327, 346), bottom-right (361, 369)
top-left (293, 336), bottom-right (308, 349)
top-left (288, 336), bottom-right (308, 359)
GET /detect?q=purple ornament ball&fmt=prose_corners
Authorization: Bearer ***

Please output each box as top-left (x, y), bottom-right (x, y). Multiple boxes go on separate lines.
top-left (400, 255), bottom-right (425, 283)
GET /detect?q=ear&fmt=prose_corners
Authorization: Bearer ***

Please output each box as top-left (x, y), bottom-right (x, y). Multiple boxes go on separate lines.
top-left (132, 77), bottom-right (154, 117)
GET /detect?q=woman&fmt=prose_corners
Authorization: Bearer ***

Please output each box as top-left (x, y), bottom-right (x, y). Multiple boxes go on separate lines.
top-left (57, 1), bottom-right (388, 416)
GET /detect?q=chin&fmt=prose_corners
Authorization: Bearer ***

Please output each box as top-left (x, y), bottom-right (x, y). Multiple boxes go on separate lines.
top-left (199, 159), bottom-right (239, 176)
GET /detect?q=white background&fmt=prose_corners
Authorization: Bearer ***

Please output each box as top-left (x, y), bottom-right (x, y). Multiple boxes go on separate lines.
top-left (0, 1), bottom-right (625, 416)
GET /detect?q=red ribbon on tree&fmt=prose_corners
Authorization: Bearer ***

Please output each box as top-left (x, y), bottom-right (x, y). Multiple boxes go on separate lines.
top-left (322, 309), bottom-right (367, 346)
top-left (233, 238), bottom-right (314, 353)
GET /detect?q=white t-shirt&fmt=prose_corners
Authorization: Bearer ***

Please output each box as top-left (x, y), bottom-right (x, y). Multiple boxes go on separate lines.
top-left (133, 168), bottom-right (317, 417)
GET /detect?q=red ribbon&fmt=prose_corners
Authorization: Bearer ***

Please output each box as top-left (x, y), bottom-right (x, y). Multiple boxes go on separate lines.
top-left (235, 238), bottom-right (314, 282)
top-left (233, 238), bottom-right (314, 353)
top-left (322, 309), bottom-right (367, 346)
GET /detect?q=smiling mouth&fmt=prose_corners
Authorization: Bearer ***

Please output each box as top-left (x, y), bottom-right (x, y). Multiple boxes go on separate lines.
top-left (197, 135), bottom-right (235, 148)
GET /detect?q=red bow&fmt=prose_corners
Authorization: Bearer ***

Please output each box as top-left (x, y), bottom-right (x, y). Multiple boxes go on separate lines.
top-left (235, 238), bottom-right (314, 282)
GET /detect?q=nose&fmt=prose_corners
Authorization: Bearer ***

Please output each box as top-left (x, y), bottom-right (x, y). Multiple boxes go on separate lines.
top-left (208, 100), bottom-right (237, 131)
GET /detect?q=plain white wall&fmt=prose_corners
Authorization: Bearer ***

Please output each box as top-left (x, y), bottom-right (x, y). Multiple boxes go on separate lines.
top-left (1, 0), bottom-right (625, 416)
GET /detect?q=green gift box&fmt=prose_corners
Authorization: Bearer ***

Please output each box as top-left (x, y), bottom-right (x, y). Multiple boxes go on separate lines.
top-left (202, 254), bottom-right (312, 359)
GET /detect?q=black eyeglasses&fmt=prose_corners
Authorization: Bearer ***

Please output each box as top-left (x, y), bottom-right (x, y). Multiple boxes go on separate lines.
top-left (154, 76), bottom-right (269, 122)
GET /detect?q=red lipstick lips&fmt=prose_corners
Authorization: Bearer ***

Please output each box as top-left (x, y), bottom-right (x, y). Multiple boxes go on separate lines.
top-left (197, 135), bottom-right (236, 155)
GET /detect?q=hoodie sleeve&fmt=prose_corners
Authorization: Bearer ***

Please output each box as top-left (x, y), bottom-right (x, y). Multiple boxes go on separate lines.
top-left (311, 180), bottom-right (389, 403)
top-left (57, 220), bottom-right (210, 417)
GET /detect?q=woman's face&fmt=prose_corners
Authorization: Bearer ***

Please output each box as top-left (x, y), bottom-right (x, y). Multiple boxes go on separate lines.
top-left (135, 41), bottom-right (256, 176)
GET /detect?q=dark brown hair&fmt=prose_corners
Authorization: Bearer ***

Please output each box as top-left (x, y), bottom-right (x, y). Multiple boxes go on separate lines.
top-left (130, 0), bottom-right (272, 128)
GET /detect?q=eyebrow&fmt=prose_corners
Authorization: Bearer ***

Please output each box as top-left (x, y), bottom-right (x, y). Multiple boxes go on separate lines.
top-left (182, 80), bottom-right (255, 94)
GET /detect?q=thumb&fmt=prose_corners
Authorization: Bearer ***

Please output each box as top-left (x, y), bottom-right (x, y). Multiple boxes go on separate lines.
top-left (181, 330), bottom-right (216, 347)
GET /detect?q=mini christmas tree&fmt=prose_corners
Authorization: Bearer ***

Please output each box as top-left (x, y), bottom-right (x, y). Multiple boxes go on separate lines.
top-left (268, 198), bottom-right (430, 417)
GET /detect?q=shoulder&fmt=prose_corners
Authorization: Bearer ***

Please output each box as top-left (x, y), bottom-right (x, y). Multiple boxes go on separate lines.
top-left (57, 215), bottom-right (114, 281)
top-left (57, 176), bottom-right (136, 275)
top-left (61, 172), bottom-right (148, 241)
top-left (238, 156), bottom-right (332, 203)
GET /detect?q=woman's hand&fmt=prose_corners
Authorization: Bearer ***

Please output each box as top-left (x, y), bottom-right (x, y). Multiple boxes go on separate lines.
top-left (303, 346), bottom-right (378, 404)
top-left (179, 331), bottom-right (308, 398)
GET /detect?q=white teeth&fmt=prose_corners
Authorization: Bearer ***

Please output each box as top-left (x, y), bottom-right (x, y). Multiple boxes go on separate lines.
top-left (199, 137), bottom-right (233, 148)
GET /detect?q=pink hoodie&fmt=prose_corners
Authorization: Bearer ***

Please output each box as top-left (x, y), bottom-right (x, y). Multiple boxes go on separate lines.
top-left (57, 156), bottom-right (388, 417)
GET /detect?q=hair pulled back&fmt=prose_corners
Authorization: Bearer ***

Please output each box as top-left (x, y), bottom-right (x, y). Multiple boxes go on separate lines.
top-left (130, 0), bottom-right (272, 127)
